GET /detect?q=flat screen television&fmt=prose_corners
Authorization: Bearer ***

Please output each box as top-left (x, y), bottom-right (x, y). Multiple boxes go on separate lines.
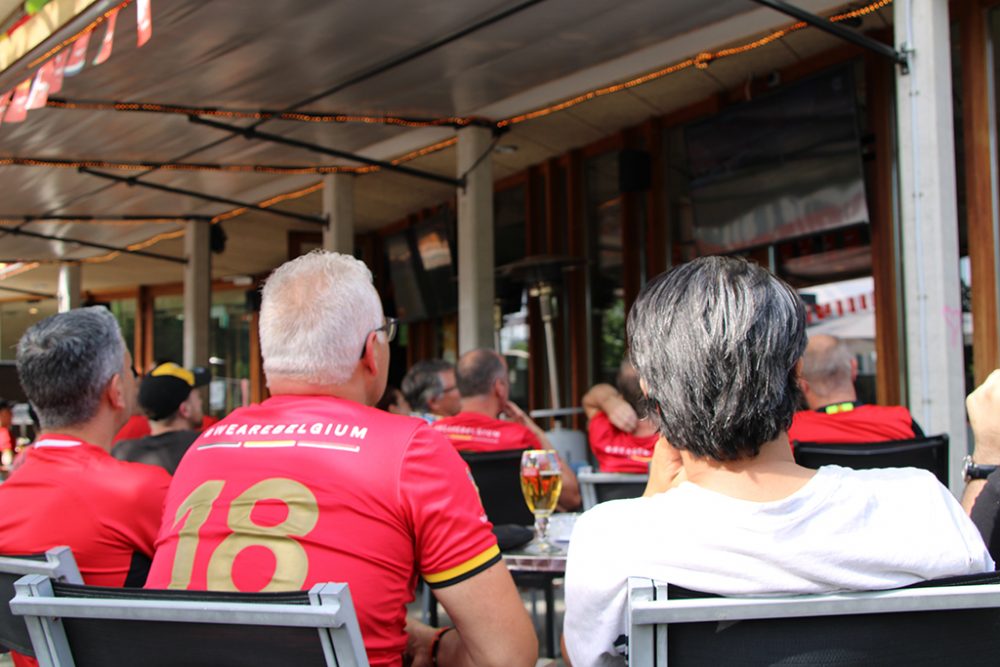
top-left (413, 210), bottom-right (457, 317)
top-left (684, 65), bottom-right (869, 254)
top-left (385, 231), bottom-right (428, 322)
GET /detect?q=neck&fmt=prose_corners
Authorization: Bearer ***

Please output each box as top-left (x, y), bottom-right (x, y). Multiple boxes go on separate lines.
top-left (460, 395), bottom-right (501, 418)
top-left (680, 433), bottom-right (815, 502)
top-left (149, 418), bottom-right (191, 436)
top-left (41, 411), bottom-right (121, 453)
top-left (806, 388), bottom-right (857, 410)
top-left (268, 375), bottom-right (373, 406)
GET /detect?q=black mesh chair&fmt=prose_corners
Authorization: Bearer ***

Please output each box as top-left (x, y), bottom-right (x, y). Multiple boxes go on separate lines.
top-left (628, 571), bottom-right (1000, 666)
top-left (792, 433), bottom-right (949, 485)
top-left (459, 449), bottom-right (533, 526)
top-left (10, 575), bottom-right (367, 667)
top-left (0, 547), bottom-right (81, 657)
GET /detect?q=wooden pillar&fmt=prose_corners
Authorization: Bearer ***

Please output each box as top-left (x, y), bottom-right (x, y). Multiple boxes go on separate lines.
top-left (866, 51), bottom-right (904, 407)
top-left (961, 0), bottom-right (1000, 385)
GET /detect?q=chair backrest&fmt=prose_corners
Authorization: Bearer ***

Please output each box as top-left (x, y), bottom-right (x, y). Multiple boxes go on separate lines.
top-left (627, 572), bottom-right (1000, 666)
top-left (459, 449), bottom-right (533, 526)
top-left (11, 575), bottom-right (369, 667)
top-left (543, 429), bottom-right (590, 470)
top-left (0, 547), bottom-right (82, 656)
top-left (578, 466), bottom-right (649, 510)
top-left (792, 433), bottom-right (949, 485)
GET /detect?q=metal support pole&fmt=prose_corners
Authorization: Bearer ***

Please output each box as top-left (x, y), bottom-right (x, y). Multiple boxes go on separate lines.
top-left (79, 167), bottom-right (326, 226)
top-left (457, 126), bottom-right (495, 353)
top-left (895, 0), bottom-right (966, 493)
top-left (322, 174), bottom-right (354, 255)
top-left (57, 263), bottom-right (81, 313)
top-left (183, 220), bottom-right (211, 369)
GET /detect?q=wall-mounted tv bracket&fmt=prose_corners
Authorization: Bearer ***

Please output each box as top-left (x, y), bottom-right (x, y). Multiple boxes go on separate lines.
top-left (749, 0), bottom-right (910, 74)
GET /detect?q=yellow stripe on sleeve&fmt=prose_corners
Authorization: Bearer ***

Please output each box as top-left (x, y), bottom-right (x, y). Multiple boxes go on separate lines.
top-left (423, 545), bottom-right (501, 586)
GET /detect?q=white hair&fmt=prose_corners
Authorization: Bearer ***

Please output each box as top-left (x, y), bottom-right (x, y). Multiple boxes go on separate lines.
top-left (259, 250), bottom-right (383, 386)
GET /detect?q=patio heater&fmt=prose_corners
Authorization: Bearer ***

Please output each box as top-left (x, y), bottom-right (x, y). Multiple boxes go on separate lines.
top-left (496, 255), bottom-right (585, 428)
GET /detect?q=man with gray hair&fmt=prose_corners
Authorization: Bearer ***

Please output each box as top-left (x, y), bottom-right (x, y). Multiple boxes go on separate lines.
top-left (146, 251), bottom-right (536, 667)
top-left (787, 333), bottom-right (922, 443)
top-left (401, 358), bottom-right (461, 422)
top-left (564, 257), bottom-right (991, 666)
top-left (0, 307), bottom-right (170, 589)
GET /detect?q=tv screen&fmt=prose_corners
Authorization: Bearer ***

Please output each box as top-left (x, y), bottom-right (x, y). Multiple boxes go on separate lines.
top-left (413, 211), bottom-right (457, 316)
top-left (385, 231), bottom-right (428, 322)
top-left (685, 65), bottom-right (869, 254)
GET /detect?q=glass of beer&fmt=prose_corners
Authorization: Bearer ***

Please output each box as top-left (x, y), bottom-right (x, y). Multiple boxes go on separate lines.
top-left (520, 449), bottom-right (563, 553)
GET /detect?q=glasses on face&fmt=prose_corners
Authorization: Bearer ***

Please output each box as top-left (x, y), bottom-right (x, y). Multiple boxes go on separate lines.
top-left (359, 316), bottom-right (399, 359)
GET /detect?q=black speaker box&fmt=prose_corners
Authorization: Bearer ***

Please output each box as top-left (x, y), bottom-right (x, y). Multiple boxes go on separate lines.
top-left (618, 149), bottom-right (651, 193)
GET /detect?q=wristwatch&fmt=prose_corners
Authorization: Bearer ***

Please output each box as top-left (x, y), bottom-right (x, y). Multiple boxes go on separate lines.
top-left (963, 455), bottom-right (999, 482)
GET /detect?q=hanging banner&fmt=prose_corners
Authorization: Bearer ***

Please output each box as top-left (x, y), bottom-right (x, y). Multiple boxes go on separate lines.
top-left (92, 8), bottom-right (118, 66)
top-left (64, 31), bottom-right (91, 77)
top-left (26, 60), bottom-right (55, 110)
top-left (136, 0), bottom-right (152, 47)
top-left (0, 90), bottom-right (14, 128)
top-left (5, 80), bottom-right (32, 123)
top-left (49, 50), bottom-right (69, 95)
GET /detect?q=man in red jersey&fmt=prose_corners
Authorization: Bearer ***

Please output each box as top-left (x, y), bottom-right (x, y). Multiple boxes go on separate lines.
top-left (582, 361), bottom-right (658, 473)
top-left (0, 307), bottom-right (170, 667)
top-left (433, 348), bottom-right (580, 510)
top-left (146, 252), bottom-right (536, 667)
top-left (788, 334), bottom-right (922, 444)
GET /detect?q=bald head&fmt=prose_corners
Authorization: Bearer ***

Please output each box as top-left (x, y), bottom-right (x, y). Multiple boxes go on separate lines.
top-left (456, 348), bottom-right (508, 398)
top-left (800, 335), bottom-right (856, 404)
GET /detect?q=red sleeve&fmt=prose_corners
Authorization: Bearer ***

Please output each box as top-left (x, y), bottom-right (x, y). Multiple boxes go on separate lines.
top-left (114, 464), bottom-right (171, 558)
top-left (399, 426), bottom-right (500, 589)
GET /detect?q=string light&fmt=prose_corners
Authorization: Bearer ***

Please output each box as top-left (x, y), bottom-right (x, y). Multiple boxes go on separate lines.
top-left (47, 98), bottom-right (489, 130)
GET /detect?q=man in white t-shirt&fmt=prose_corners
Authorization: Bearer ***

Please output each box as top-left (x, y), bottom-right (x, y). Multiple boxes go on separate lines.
top-left (563, 257), bottom-right (993, 667)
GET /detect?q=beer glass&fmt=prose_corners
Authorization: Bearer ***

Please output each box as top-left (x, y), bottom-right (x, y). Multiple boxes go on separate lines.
top-left (520, 449), bottom-right (563, 553)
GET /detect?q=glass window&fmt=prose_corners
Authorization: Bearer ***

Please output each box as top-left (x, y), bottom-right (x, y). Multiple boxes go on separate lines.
top-left (495, 185), bottom-right (529, 407)
top-left (108, 298), bottom-right (136, 359)
top-left (152, 290), bottom-right (251, 418)
top-left (585, 152), bottom-right (625, 385)
top-left (0, 299), bottom-right (57, 361)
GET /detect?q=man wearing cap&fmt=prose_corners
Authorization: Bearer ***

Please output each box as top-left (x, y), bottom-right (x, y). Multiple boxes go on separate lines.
top-left (112, 362), bottom-right (209, 474)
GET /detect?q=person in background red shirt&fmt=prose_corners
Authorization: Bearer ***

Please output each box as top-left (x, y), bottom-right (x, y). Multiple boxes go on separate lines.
top-left (0, 398), bottom-right (14, 465)
top-left (433, 348), bottom-right (581, 511)
top-left (788, 334), bottom-right (922, 444)
top-left (0, 307), bottom-right (170, 667)
top-left (582, 360), bottom-right (658, 473)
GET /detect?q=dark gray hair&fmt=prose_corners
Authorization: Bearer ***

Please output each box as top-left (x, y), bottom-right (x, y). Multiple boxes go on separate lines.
top-left (456, 348), bottom-right (506, 397)
top-left (402, 359), bottom-right (453, 412)
top-left (16, 307), bottom-right (126, 430)
top-left (627, 256), bottom-right (806, 461)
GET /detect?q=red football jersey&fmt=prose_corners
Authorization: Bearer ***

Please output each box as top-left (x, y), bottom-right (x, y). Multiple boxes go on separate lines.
top-left (788, 404), bottom-right (919, 444)
top-left (432, 412), bottom-right (540, 453)
top-left (587, 412), bottom-right (657, 473)
top-left (0, 436), bottom-right (169, 585)
top-left (146, 395), bottom-right (499, 667)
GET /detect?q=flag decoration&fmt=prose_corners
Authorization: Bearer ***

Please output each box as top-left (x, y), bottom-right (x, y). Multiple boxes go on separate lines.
top-left (4, 79), bottom-right (31, 123)
top-left (136, 0), bottom-right (151, 47)
top-left (0, 0), bottom-right (154, 127)
top-left (92, 7), bottom-right (118, 66)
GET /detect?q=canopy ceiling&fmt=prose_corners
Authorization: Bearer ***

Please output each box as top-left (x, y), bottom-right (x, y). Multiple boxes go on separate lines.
top-left (0, 0), bottom-right (891, 297)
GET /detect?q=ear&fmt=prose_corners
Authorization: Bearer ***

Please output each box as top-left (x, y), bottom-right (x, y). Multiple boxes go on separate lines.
top-left (359, 331), bottom-right (379, 376)
top-left (107, 373), bottom-right (127, 411)
top-left (177, 397), bottom-right (191, 419)
top-left (639, 377), bottom-right (649, 397)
